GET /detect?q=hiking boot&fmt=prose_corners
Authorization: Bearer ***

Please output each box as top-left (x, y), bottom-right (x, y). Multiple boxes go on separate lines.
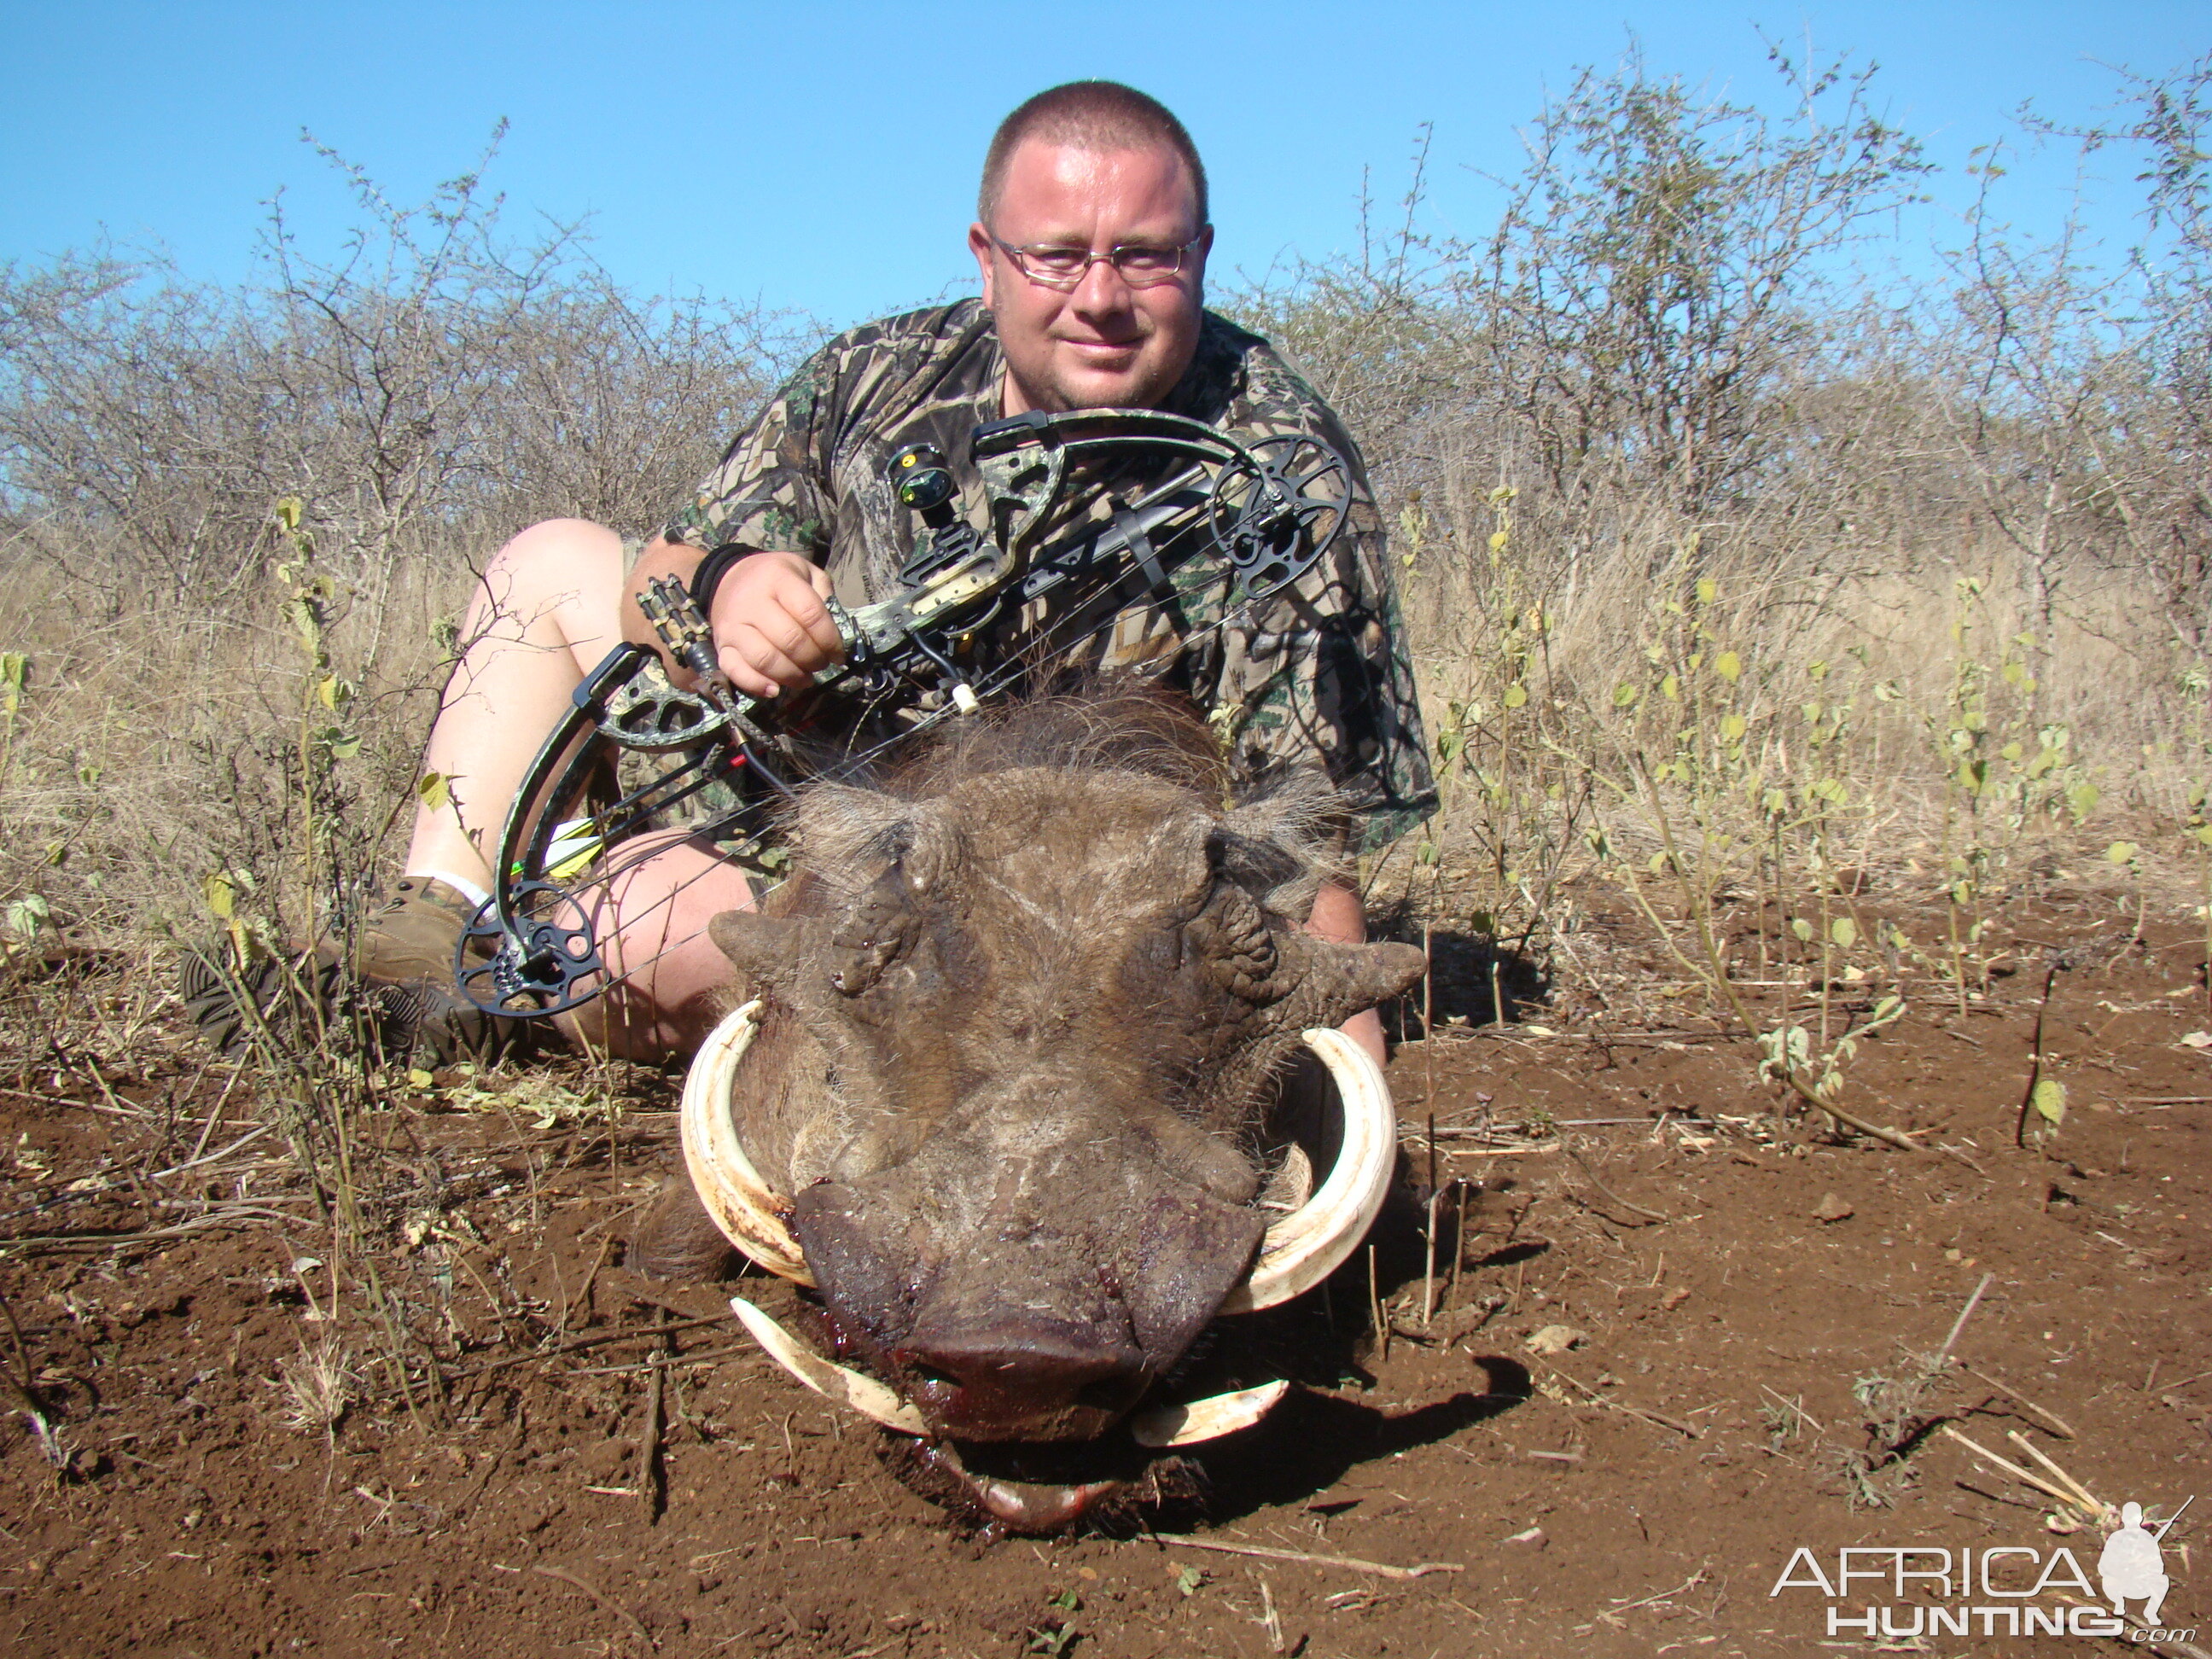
top-left (178, 878), bottom-right (542, 1066)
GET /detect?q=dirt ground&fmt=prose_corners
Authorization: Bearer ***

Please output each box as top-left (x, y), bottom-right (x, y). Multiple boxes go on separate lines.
top-left (2, 894), bottom-right (2207, 1658)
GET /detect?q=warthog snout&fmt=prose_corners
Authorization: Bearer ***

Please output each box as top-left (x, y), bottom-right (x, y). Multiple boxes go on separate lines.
top-left (793, 1115), bottom-right (1268, 1440)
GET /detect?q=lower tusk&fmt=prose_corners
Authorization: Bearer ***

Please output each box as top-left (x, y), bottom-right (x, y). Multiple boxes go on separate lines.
top-left (1128, 1379), bottom-right (1290, 1447)
top-left (729, 1297), bottom-right (927, 1435)
top-left (682, 1001), bottom-right (815, 1285)
top-left (1219, 1027), bottom-right (1398, 1313)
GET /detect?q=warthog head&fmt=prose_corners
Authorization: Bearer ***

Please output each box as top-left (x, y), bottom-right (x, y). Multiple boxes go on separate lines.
top-left (664, 690), bottom-right (1425, 1527)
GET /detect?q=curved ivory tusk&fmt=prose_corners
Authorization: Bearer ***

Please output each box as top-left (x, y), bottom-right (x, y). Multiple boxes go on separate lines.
top-left (1128, 1379), bottom-right (1290, 1448)
top-left (730, 1296), bottom-right (928, 1435)
top-left (1219, 1027), bottom-right (1399, 1313)
top-left (682, 1001), bottom-right (815, 1285)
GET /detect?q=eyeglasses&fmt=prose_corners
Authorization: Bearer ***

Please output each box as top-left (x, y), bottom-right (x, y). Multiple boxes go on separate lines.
top-left (990, 234), bottom-right (1202, 291)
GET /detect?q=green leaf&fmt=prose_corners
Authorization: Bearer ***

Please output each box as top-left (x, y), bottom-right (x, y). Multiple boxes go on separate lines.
top-left (1721, 713), bottom-right (1747, 742)
top-left (1790, 917), bottom-right (1813, 942)
top-left (2031, 1078), bottom-right (2067, 1126)
top-left (2105, 841), bottom-right (2139, 864)
top-left (1831, 917), bottom-right (1858, 948)
top-left (1503, 682), bottom-right (1528, 710)
top-left (1660, 673), bottom-right (1679, 701)
top-left (1612, 683), bottom-right (1639, 709)
top-left (3, 893), bottom-right (50, 940)
top-left (1176, 1565), bottom-right (1205, 1596)
top-left (204, 871), bottom-right (235, 920)
top-left (329, 733), bottom-right (362, 761)
top-left (2068, 782), bottom-right (2100, 818)
top-left (1714, 650), bottom-right (1743, 683)
top-left (1695, 577), bottom-right (1717, 607)
top-left (416, 771), bottom-right (451, 812)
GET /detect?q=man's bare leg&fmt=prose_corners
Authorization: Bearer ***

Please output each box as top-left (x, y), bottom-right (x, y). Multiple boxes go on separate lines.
top-left (405, 518), bottom-right (634, 891)
top-left (402, 518), bottom-right (752, 1061)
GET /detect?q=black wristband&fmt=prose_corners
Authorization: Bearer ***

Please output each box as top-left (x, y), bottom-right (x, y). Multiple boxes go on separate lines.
top-left (688, 543), bottom-right (752, 616)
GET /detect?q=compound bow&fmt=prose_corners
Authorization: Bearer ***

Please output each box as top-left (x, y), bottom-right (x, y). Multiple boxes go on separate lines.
top-left (455, 406), bottom-right (1352, 1018)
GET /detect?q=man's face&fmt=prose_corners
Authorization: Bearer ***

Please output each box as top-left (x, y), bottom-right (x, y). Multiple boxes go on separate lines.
top-left (969, 139), bottom-right (1212, 415)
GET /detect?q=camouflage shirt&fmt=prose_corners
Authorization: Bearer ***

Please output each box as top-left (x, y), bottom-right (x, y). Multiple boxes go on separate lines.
top-left (667, 298), bottom-right (1434, 854)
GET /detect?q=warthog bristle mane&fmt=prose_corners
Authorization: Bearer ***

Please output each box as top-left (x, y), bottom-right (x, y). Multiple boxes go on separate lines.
top-left (791, 684), bottom-right (1347, 917)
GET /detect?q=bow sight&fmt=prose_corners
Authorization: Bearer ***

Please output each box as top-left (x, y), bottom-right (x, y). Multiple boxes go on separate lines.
top-left (455, 406), bottom-right (1351, 1018)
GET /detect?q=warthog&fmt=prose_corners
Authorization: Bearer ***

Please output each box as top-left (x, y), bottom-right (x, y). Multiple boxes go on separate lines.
top-left (643, 690), bottom-right (1425, 1529)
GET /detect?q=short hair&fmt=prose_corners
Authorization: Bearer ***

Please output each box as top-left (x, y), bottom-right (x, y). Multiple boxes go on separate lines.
top-left (978, 81), bottom-right (1209, 230)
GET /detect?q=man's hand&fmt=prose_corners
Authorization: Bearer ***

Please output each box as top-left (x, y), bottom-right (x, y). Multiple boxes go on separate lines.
top-left (707, 550), bottom-right (845, 699)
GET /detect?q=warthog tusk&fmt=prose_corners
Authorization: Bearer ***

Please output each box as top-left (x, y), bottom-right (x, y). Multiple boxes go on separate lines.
top-left (1128, 1379), bottom-right (1290, 1447)
top-left (682, 1002), bottom-right (815, 1285)
top-left (1219, 1027), bottom-right (1399, 1313)
top-left (729, 1296), bottom-right (928, 1435)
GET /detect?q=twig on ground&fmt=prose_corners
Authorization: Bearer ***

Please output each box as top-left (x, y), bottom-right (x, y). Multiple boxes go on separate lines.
top-left (1367, 1245), bottom-right (1387, 1363)
top-left (568, 1343), bottom-right (757, 1377)
top-left (2015, 952), bottom-right (2073, 1149)
top-left (451, 1406), bottom-right (529, 1521)
top-left (1815, 1098), bottom-right (1926, 1154)
top-left (530, 1564), bottom-right (655, 1650)
top-left (1534, 1359), bottom-right (1702, 1438)
top-left (2002, 1430), bottom-right (2107, 1518)
top-left (1934, 1272), bottom-right (1994, 1367)
top-left (443, 1315), bottom-right (727, 1380)
top-left (1429, 1136), bottom-right (1563, 1155)
top-left (636, 1320), bottom-right (669, 1526)
top-left (1956, 1360), bottom-right (2076, 1438)
top-left (1607, 1571), bottom-right (1708, 1615)
top-left (1564, 1145), bottom-right (1670, 1224)
top-left (1939, 1425), bottom-right (2102, 1520)
top-left (1145, 1534), bottom-right (1463, 1580)
top-left (0, 1208), bottom-right (301, 1254)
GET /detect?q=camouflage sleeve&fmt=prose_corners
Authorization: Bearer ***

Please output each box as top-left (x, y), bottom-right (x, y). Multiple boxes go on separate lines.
top-left (1214, 478), bottom-right (1437, 858)
top-left (661, 348), bottom-right (837, 558)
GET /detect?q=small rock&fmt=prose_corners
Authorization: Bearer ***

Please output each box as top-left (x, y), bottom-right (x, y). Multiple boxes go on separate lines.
top-left (1813, 1193), bottom-right (1854, 1223)
top-left (1525, 1324), bottom-right (1588, 1355)
top-left (1661, 1286), bottom-right (1692, 1310)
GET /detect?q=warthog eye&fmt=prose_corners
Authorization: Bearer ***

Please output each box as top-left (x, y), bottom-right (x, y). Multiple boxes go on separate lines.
top-left (1186, 884), bottom-right (1280, 1001)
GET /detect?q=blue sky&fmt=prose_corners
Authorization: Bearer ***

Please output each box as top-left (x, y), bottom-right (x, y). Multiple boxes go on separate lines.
top-left (2, 1), bottom-right (2203, 329)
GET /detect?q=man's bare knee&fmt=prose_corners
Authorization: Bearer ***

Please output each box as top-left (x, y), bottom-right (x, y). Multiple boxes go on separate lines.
top-left (461, 518), bottom-right (628, 658)
top-left (480, 518), bottom-right (626, 602)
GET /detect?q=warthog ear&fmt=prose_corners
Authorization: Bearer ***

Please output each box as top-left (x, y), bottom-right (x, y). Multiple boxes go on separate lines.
top-left (708, 911), bottom-right (800, 987)
top-left (1216, 768), bottom-right (1343, 917)
top-left (799, 791), bottom-right (958, 901)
